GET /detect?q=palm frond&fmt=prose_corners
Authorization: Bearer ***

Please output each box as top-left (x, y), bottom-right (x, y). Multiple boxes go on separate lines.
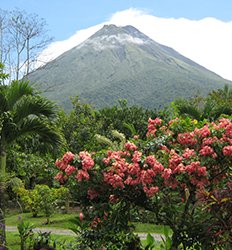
top-left (177, 105), bottom-right (201, 121)
top-left (8, 117), bottom-right (62, 150)
top-left (95, 134), bottom-right (115, 148)
top-left (123, 122), bottom-right (137, 136)
top-left (212, 106), bottom-right (232, 120)
top-left (12, 95), bottom-right (57, 124)
top-left (6, 80), bottom-right (33, 109)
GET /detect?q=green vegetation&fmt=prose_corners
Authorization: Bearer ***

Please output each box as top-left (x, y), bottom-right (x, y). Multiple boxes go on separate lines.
top-left (1, 49), bottom-right (232, 249)
top-left (0, 63), bottom-right (63, 247)
top-left (6, 231), bottom-right (76, 250)
top-left (133, 223), bottom-right (171, 234)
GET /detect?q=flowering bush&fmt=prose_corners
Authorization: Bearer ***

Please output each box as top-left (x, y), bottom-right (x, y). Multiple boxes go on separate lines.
top-left (55, 116), bottom-right (232, 249)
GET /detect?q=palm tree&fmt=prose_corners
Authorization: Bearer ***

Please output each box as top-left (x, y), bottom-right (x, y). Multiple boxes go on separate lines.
top-left (0, 79), bottom-right (62, 248)
top-left (173, 85), bottom-right (232, 121)
top-left (207, 84), bottom-right (232, 119)
top-left (172, 96), bottom-right (212, 121)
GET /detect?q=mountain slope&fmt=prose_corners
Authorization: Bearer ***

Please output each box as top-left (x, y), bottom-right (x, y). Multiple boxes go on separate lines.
top-left (27, 24), bottom-right (232, 111)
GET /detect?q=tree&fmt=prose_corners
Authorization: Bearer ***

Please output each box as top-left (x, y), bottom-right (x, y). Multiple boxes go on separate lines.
top-left (62, 97), bottom-right (102, 152)
top-left (98, 99), bottom-right (157, 139)
top-left (207, 84), bottom-right (232, 119)
top-left (172, 85), bottom-right (232, 121)
top-left (0, 9), bottom-right (8, 65)
top-left (0, 75), bottom-right (62, 247)
top-left (0, 8), bottom-right (52, 80)
top-left (62, 98), bottom-right (158, 153)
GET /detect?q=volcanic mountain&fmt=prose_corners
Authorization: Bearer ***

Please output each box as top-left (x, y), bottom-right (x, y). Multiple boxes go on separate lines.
top-left (27, 24), bottom-right (232, 111)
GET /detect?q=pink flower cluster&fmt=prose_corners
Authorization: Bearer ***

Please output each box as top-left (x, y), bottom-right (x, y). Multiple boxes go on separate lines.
top-left (194, 125), bottom-right (211, 138)
top-left (147, 117), bottom-right (162, 137)
top-left (124, 141), bottom-right (137, 151)
top-left (55, 152), bottom-right (76, 183)
top-left (102, 148), bottom-right (163, 197)
top-left (177, 132), bottom-right (197, 145)
top-left (75, 151), bottom-right (94, 182)
top-left (199, 146), bottom-right (217, 158)
top-left (222, 145), bottom-right (232, 156)
top-left (55, 151), bottom-right (95, 184)
top-left (54, 117), bottom-right (232, 204)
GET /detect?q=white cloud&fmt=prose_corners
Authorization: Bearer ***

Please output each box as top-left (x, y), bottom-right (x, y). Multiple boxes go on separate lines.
top-left (37, 8), bottom-right (232, 81)
top-left (36, 24), bottom-right (104, 64)
top-left (78, 34), bottom-right (147, 51)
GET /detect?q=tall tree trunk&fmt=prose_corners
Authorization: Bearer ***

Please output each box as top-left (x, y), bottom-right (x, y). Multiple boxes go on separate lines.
top-left (0, 149), bottom-right (7, 248)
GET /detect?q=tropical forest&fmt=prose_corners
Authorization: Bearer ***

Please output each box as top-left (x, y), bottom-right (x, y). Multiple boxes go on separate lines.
top-left (0, 8), bottom-right (232, 250)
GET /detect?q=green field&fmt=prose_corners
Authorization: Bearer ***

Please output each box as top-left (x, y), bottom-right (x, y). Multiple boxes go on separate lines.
top-left (5, 211), bottom-right (168, 249)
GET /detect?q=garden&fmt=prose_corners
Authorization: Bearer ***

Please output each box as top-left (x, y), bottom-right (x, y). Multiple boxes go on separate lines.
top-left (0, 64), bottom-right (232, 249)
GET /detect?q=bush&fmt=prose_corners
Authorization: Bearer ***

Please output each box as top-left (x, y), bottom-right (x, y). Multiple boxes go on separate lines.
top-left (55, 116), bottom-right (232, 249)
top-left (15, 185), bottom-right (69, 223)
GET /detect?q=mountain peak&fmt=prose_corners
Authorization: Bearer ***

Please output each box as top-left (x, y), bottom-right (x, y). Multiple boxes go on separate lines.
top-left (27, 24), bottom-right (231, 111)
top-left (79, 24), bottom-right (151, 50)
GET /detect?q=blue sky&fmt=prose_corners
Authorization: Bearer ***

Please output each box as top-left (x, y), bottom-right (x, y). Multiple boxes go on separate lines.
top-left (1, 0), bottom-right (232, 80)
top-left (2, 0), bottom-right (232, 41)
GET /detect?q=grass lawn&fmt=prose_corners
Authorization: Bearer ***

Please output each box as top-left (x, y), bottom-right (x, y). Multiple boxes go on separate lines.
top-left (6, 211), bottom-right (170, 234)
top-left (5, 211), bottom-right (169, 249)
top-left (133, 222), bottom-right (171, 234)
top-left (5, 211), bottom-right (78, 229)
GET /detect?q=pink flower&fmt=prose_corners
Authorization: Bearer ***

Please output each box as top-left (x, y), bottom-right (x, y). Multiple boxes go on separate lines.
top-left (79, 212), bottom-right (84, 221)
top-left (64, 165), bottom-right (76, 176)
top-left (218, 118), bottom-right (231, 128)
top-left (76, 170), bottom-right (90, 182)
top-left (225, 124), bottom-right (232, 138)
top-left (202, 136), bottom-right (218, 146)
top-left (143, 186), bottom-right (159, 197)
top-left (62, 152), bottom-right (75, 164)
top-left (194, 125), bottom-right (211, 138)
top-left (124, 175), bottom-right (133, 185)
top-left (140, 169), bottom-right (155, 184)
top-left (222, 145), bottom-right (232, 156)
top-left (55, 160), bottom-right (67, 171)
top-left (79, 151), bottom-right (94, 170)
top-left (177, 132), bottom-right (197, 145)
top-left (169, 150), bottom-right (183, 170)
top-left (168, 117), bottom-right (179, 125)
top-left (148, 117), bottom-right (162, 126)
top-left (197, 167), bottom-right (207, 177)
top-left (153, 162), bottom-right (164, 173)
top-left (132, 151), bottom-right (142, 163)
top-left (103, 172), bottom-right (125, 189)
top-left (199, 146), bottom-right (217, 158)
top-left (54, 172), bottom-right (63, 181)
top-left (124, 141), bottom-right (137, 151)
top-left (160, 145), bottom-right (170, 153)
top-left (162, 168), bottom-right (172, 179)
top-left (147, 118), bottom-right (162, 137)
top-left (128, 163), bottom-right (140, 175)
top-left (54, 172), bottom-right (67, 184)
top-left (182, 148), bottom-right (196, 159)
top-left (145, 155), bottom-right (156, 166)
